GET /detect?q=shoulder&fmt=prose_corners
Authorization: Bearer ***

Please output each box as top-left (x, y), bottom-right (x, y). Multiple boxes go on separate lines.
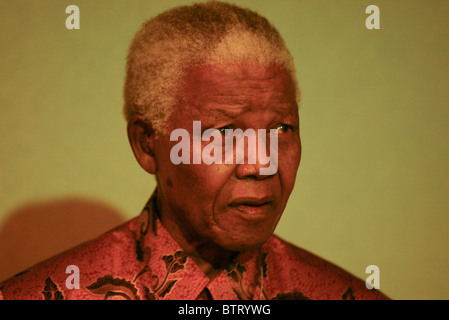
top-left (0, 218), bottom-right (139, 300)
top-left (263, 235), bottom-right (389, 300)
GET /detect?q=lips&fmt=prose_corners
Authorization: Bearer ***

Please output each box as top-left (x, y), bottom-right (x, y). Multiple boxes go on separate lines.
top-left (228, 196), bottom-right (275, 218)
top-left (229, 196), bottom-right (274, 207)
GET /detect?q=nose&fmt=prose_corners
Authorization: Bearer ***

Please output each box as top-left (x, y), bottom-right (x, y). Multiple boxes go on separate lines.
top-left (234, 129), bottom-right (278, 179)
top-left (236, 162), bottom-right (268, 180)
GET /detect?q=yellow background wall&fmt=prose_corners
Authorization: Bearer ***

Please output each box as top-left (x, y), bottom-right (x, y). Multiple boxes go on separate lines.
top-left (1, 0), bottom-right (448, 299)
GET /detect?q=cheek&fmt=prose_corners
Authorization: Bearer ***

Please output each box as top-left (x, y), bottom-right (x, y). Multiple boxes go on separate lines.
top-left (155, 135), bottom-right (235, 199)
top-left (278, 138), bottom-right (301, 191)
top-left (160, 160), bottom-right (234, 203)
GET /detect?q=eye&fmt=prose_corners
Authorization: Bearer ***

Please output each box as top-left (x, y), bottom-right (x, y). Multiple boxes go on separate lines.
top-left (218, 126), bottom-right (232, 136)
top-left (275, 124), bottom-right (292, 133)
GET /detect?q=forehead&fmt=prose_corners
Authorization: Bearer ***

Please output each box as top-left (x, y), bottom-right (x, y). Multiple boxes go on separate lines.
top-left (180, 63), bottom-right (298, 116)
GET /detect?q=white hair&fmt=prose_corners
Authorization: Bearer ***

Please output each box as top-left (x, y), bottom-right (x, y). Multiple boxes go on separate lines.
top-left (123, 1), bottom-right (299, 135)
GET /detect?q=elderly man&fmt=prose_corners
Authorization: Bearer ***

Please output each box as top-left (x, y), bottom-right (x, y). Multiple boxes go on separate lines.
top-left (0, 1), bottom-right (388, 300)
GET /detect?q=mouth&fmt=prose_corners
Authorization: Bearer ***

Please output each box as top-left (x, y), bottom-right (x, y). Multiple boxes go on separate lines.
top-left (228, 196), bottom-right (275, 218)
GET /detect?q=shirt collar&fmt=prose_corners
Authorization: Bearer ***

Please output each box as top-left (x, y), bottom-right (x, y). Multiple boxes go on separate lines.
top-left (134, 191), bottom-right (268, 300)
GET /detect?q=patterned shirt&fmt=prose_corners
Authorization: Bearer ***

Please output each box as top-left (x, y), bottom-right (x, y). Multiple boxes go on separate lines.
top-left (0, 192), bottom-right (388, 300)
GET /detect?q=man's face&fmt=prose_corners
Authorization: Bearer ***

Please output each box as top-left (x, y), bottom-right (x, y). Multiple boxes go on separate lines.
top-left (153, 63), bottom-right (301, 252)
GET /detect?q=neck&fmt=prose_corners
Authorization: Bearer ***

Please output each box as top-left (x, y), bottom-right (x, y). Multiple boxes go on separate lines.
top-left (156, 190), bottom-right (236, 280)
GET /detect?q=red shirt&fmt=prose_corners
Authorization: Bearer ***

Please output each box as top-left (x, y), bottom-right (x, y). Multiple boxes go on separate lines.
top-left (0, 193), bottom-right (388, 300)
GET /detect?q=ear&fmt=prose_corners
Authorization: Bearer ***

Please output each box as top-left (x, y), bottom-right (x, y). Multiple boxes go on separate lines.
top-left (127, 114), bottom-right (157, 174)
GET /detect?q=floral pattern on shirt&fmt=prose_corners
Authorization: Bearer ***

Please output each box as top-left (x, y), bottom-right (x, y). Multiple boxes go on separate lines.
top-left (1, 191), bottom-right (389, 300)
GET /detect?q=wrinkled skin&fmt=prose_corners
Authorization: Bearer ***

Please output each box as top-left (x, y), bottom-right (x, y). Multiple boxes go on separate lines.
top-left (128, 63), bottom-right (301, 277)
